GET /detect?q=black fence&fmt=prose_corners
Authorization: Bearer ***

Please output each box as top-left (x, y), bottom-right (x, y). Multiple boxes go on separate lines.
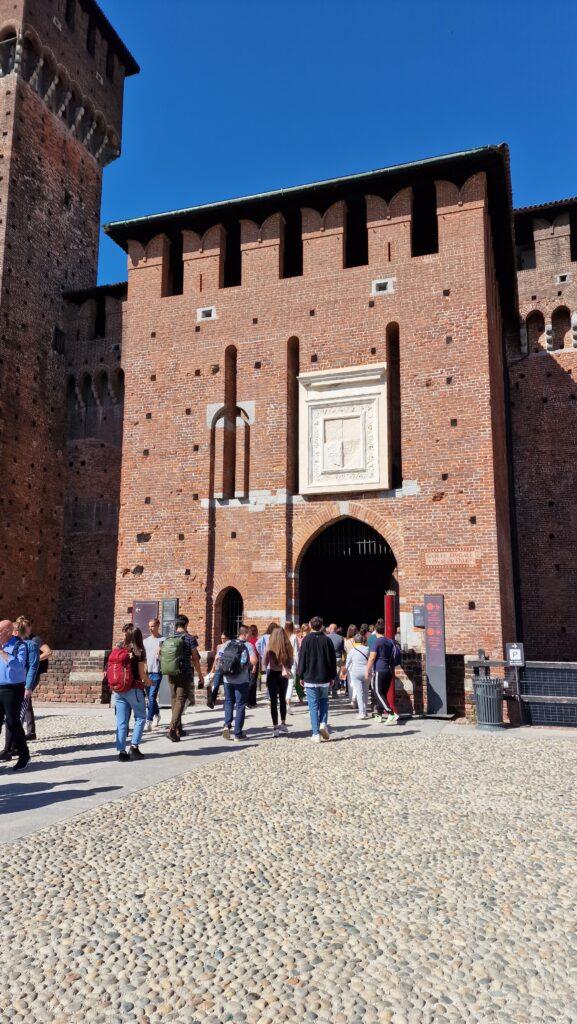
top-left (519, 662), bottom-right (577, 727)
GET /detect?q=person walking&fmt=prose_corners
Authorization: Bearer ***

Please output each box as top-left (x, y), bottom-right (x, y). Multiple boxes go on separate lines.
top-left (107, 625), bottom-right (148, 761)
top-left (346, 632), bottom-right (370, 719)
top-left (297, 616), bottom-right (336, 743)
top-left (365, 622), bottom-right (401, 724)
top-left (343, 624), bottom-right (358, 705)
top-left (220, 624), bottom-right (257, 741)
top-left (160, 614), bottom-right (204, 742)
top-left (285, 621), bottom-right (300, 710)
top-left (1, 616), bottom-right (41, 756)
top-left (264, 625), bottom-right (293, 737)
top-left (327, 623), bottom-right (345, 697)
top-left (143, 618), bottom-right (164, 731)
top-left (0, 619), bottom-right (30, 771)
top-left (247, 624), bottom-right (259, 708)
top-left (207, 632), bottom-right (228, 709)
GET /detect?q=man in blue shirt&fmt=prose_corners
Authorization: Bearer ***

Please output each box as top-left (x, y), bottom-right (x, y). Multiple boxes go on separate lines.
top-left (0, 619), bottom-right (30, 770)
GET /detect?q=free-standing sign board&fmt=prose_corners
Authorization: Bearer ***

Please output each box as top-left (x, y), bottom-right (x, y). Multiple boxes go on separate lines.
top-left (424, 593), bottom-right (447, 716)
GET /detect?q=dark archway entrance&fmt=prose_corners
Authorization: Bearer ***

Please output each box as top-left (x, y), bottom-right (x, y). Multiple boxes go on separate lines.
top-left (298, 518), bottom-right (396, 628)
top-left (220, 587), bottom-right (244, 639)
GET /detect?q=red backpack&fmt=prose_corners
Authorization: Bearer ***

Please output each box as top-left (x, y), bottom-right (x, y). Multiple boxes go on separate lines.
top-left (106, 647), bottom-right (134, 693)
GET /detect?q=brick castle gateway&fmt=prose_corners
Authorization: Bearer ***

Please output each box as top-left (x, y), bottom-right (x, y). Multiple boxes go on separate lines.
top-left (0, 2), bottom-right (576, 712)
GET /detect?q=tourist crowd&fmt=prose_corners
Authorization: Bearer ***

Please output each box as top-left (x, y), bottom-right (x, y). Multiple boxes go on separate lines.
top-left (0, 612), bottom-right (401, 768)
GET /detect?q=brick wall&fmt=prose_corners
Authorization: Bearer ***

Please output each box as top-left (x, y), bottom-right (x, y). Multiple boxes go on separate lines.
top-left (0, 0), bottom-right (134, 644)
top-left (41, 648), bottom-right (109, 702)
top-left (512, 203), bottom-right (577, 660)
top-left (54, 289), bottom-right (125, 648)
top-left (111, 166), bottom-right (516, 668)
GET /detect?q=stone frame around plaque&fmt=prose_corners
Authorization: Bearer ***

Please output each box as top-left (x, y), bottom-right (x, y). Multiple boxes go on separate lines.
top-left (298, 363), bottom-right (389, 495)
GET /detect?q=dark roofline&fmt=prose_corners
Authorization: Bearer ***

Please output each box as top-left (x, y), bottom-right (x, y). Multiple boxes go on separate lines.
top-left (80, 0), bottom-right (139, 76)
top-left (514, 195), bottom-right (577, 217)
top-left (104, 145), bottom-right (502, 236)
top-left (103, 143), bottom-right (517, 328)
top-left (63, 281), bottom-right (127, 304)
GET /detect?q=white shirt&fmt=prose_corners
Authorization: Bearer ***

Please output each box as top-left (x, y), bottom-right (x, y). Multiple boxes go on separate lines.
top-left (144, 634), bottom-right (163, 674)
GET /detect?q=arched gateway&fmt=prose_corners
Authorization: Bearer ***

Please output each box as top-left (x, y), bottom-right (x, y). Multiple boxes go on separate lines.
top-left (215, 587), bottom-right (244, 640)
top-left (297, 517), bottom-right (397, 628)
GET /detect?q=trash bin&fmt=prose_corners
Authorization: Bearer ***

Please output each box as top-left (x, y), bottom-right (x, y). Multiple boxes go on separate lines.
top-left (473, 676), bottom-right (504, 730)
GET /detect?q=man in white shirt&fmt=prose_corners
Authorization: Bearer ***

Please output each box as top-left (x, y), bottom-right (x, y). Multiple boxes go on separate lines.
top-left (143, 618), bottom-right (164, 731)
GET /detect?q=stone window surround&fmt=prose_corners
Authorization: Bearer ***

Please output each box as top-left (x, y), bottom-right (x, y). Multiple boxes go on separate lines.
top-left (298, 363), bottom-right (389, 496)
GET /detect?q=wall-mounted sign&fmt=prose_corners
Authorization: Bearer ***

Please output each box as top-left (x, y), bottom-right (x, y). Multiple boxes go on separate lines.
top-left (505, 642), bottom-right (525, 668)
top-left (424, 593), bottom-right (447, 716)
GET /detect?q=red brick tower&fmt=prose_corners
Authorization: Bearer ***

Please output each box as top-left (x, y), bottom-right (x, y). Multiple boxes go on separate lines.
top-left (0, 1), bottom-right (137, 640)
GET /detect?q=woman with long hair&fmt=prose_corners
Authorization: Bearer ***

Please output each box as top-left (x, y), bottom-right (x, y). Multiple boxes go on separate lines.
top-left (346, 631), bottom-right (370, 719)
top-left (112, 624), bottom-right (149, 761)
top-left (264, 625), bottom-right (293, 737)
top-left (284, 621), bottom-right (300, 711)
top-left (343, 624), bottom-right (358, 704)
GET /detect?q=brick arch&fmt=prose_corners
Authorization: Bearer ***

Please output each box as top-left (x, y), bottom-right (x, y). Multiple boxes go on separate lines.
top-left (213, 584), bottom-right (245, 639)
top-left (293, 504), bottom-right (403, 573)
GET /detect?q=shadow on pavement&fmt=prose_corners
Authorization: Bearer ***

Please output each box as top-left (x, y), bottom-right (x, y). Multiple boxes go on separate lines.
top-left (0, 778), bottom-right (122, 815)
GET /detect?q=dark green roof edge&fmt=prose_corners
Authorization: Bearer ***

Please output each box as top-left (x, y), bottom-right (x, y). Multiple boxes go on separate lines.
top-left (103, 144), bottom-right (505, 235)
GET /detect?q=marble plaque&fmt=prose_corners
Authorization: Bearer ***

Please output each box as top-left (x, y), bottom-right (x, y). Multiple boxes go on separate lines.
top-left (298, 363), bottom-right (388, 494)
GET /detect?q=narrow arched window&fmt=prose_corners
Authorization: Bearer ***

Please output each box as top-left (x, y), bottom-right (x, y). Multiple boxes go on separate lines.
top-left (344, 195), bottom-right (368, 268)
top-left (552, 306), bottom-right (571, 351)
top-left (386, 323), bottom-right (402, 488)
top-left (81, 375), bottom-right (97, 437)
top-left (66, 377), bottom-right (79, 438)
top-left (287, 337), bottom-right (300, 494)
top-left (526, 310), bottom-right (545, 352)
top-left (65, 0), bottom-right (76, 29)
top-left (223, 346), bottom-right (237, 498)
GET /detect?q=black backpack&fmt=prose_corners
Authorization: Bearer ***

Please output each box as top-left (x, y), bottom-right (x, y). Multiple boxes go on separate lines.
top-left (219, 639), bottom-right (248, 676)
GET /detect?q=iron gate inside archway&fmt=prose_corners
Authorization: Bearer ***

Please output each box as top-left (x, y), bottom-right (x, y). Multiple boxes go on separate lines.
top-left (221, 588), bottom-right (244, 639)
top-left (298, 518), bottom-right (397, 628)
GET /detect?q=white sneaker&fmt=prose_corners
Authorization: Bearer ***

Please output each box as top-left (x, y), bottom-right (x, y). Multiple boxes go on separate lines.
top-left (356, 713), bottom-right (364, 720)
top-left (144, 720), bottom-right (153, 733)
top-left (273, 728), bottom-right (280, 738)
top-left (311, 733), bottom-right (321, 743)
top-left (222, 725), bottom-right (231, 741)
top-left (385, 713), bottom-right (399, 726)
top-left (278, 723), bottom-right (288, 734)
top-left (319, 723), bottom-right (330, 741)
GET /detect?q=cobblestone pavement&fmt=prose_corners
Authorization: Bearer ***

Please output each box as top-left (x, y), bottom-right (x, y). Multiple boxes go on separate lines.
top-left (0, 713), bottom-right (576, 1023)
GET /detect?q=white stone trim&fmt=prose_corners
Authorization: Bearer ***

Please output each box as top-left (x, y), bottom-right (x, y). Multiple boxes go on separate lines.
top-left (201, 480), bottom-right (419, 510)
top-left (371, 277), bottom-right (396, 296)
top-left (197, 305), bottom-right (217, 322)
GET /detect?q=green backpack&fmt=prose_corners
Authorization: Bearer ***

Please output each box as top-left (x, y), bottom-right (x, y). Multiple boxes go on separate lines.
top-left (160, 635), bottom-right (184, 676)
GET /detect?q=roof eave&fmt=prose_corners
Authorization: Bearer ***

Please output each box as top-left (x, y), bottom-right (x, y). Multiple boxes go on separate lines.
top-left (103, 144), bottom-right (505, 240)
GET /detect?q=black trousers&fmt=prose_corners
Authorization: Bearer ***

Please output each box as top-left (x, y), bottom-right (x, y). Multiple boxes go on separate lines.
top-left (267, 671), bottom-right (287, 726)
top-left (0, 684), bottom-right (29, 759)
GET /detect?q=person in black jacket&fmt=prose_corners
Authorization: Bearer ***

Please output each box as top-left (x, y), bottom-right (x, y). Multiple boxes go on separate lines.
top-left (297, 616), bottom-right (336, 742)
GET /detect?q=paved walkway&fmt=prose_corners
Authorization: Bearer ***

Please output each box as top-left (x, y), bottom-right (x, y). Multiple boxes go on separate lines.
top-left (1, 698), bottom-right (576, 1023)
top-left (1, 698), bottom-right (452, 842)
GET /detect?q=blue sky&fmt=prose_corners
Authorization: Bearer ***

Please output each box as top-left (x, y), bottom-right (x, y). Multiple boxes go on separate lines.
top-left (99, 0), bottom-right (577, 282)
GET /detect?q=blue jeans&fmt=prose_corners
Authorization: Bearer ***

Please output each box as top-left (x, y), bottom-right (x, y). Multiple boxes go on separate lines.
top-left (115, 687), bottom-right (146, 751)
top-left (223, 679), bottom-right (250, 737)
top-left (146, 672), bottom-right (162, 722)
top-left (305, 684), bottom-right (329, 736)
top-left (211, 667), bottom-right (224, 703)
